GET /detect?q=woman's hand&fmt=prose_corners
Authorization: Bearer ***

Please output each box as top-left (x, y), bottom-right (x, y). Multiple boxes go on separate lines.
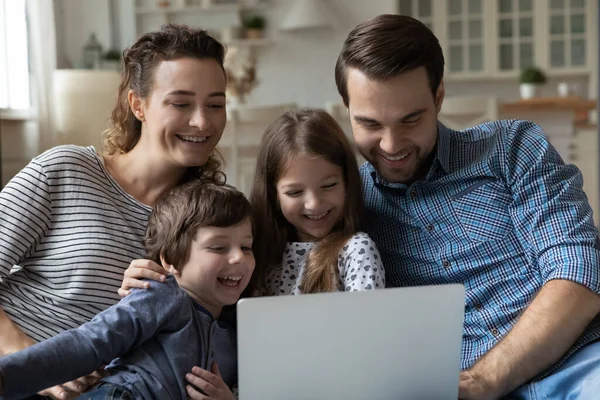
top-left (118, 259), bottom-right (167, 297)
top-left (38, 371), bottom-right (99, 400)
top-left (185, 363), bottom-right (236, 400)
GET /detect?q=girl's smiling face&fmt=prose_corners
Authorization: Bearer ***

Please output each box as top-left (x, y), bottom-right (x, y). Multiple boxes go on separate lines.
top-left (276, 155), bottom-right (346, 242)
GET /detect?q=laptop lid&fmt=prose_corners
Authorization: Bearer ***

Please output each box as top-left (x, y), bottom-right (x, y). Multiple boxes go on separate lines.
top-left (237, 284), bottom-right (465, 400)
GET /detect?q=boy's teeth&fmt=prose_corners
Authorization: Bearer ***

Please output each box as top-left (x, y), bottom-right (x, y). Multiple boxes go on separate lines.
top-left (218, 276), bottom-right (242, 287)
top-left (179, 135), bottom-right (208, 143)
top-left (219, 276), bottom-right (242, 281)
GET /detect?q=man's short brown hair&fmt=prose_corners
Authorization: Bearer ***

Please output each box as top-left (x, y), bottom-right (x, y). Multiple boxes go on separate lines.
top-left (335, 14), bottom-right (445, 106)
top-left (145, 181), bottom-right (252, 270)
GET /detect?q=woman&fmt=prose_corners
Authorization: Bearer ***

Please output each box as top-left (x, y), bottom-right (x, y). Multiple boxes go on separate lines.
top-left (0, 24), bottom-right (227, 399)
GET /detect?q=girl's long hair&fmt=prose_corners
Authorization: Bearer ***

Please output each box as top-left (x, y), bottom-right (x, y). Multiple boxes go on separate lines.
top-left (249, 108), bottom-right (363, 294)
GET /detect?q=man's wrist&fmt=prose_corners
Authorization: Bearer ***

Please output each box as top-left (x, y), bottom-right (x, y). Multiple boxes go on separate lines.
top-left (469, 356), bottom-right (512, 397)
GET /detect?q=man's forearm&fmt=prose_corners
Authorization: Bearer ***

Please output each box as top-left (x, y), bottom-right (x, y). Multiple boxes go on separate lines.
top-left (0, 307), bottom-right (35, 356)
top-left (470, 279), bottom-right (600, 395)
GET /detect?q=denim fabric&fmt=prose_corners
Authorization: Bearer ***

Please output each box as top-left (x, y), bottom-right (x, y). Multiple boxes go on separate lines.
top-left (76, 383), bottom-right (133, 400)
top-left (507, 341), bottom-right (600, 399)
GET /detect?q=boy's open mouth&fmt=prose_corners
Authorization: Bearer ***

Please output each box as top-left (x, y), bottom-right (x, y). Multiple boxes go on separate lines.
top-left (217, 276), bottom-right (242, 288)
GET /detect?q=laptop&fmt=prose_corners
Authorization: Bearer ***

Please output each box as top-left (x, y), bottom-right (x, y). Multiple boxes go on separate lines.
top-left (236, 284), bottom-right (465, 400)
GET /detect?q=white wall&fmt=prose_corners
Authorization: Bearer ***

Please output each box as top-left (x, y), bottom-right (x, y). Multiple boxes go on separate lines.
top-left (54, 0), bottom-right (112, 69)
top-left (1, 120), bottom-right (40, 186)
top-left (247, 0), bottom-right (397, 107)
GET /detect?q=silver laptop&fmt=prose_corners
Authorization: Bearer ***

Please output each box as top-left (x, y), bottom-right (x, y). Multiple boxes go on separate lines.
top-left (237, 284), bottom-right (465, 400)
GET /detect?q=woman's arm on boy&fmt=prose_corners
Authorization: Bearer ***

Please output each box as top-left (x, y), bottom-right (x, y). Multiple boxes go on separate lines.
top-left (339, 233), bottom-right (385, 291)
top-left (0, 280), bottom-right (185, 399)
top-left (118, 259), bottom-right (167, 297)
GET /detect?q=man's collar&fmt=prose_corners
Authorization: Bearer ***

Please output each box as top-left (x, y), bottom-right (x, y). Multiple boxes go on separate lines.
top-left (435, 121), bottom-right (451, 174)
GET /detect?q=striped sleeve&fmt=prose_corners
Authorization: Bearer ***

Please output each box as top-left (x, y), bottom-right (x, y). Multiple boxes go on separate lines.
top-left (0, 160), bottom-right (52, 281)
top-left (0, 145), bottom-right (152, 342)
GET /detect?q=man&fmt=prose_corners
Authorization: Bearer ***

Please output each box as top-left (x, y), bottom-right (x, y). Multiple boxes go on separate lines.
top-left (335, 14), bottom-right (600, 399)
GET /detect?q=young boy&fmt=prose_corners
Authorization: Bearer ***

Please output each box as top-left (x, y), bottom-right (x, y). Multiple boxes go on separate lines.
top-left (0, 181), bottom-right (254, 400)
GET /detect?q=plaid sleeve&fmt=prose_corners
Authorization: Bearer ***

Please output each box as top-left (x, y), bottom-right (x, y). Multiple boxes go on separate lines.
top-left (504, 120), bottom-right (600, 294)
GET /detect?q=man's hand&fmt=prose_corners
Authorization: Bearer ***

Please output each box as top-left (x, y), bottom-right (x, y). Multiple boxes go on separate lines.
top-left (457, 280), bottom-right (600, 399)
top-left (458, 370), bottom-right (504, 400)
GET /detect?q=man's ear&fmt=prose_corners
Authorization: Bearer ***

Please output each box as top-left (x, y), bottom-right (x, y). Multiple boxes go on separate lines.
top-left (160, 253), bottom-right (179, 275)
top-left (435, 80), bottom-right (445, 114)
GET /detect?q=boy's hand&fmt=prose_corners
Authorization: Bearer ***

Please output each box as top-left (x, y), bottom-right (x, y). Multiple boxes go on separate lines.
top-left (185, 363), bottom-right (236, 400)
top-left (118, 259), bottom-right (167, 297)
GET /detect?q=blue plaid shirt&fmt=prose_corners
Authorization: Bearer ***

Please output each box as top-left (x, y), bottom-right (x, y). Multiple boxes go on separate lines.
top-left (361, 120), bottom-right (600, 377)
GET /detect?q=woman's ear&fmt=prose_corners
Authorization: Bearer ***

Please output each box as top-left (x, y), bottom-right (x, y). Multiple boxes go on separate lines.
top-left (160, 253), bottom-right (179, 275)
top-left (128, 90), bottom-right (146, 122)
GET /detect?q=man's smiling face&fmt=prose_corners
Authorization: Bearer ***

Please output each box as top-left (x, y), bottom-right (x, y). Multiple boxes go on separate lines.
top-left (346, 66), bottom-right (444, 184)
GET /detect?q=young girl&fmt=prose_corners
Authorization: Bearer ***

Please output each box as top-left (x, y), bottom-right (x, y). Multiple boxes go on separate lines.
top-left (249, 107), bottom-right (385, 295)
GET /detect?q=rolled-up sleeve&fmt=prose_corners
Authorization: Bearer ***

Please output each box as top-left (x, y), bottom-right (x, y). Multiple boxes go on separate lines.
top-left (505, 120), bottom-right (600, 294)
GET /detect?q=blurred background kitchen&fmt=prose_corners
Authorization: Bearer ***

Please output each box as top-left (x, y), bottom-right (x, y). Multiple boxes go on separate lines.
top-left (0, 0), bottom-right (598, 221)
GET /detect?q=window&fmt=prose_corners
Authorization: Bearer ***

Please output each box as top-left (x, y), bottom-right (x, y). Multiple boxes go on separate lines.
top-left (497, 0), bottom-right (535, 72)
top-left (398, 0), bottom-right (433, 31)
top-left (0, 0), bottom-right (30, 110)
top-left (548, 0), bottom-right (586, 68)
top-left (447, 0), bottom-right (485, 74)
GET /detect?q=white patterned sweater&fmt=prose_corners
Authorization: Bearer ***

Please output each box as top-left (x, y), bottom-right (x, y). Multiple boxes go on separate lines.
top-left (265, 232), bottom-right (386, 295)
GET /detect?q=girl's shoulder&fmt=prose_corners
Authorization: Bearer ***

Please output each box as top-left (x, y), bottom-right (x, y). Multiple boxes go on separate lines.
top-left (337, 232), bottom-right (383, 265)
top-left (340, 232), bottom-right (378, 254)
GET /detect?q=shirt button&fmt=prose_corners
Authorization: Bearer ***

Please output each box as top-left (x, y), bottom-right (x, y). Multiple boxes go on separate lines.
top-left (442, 260), bottom-right (450, 268)
top-left (475, 304), bottom-right (483, 310)
top-left (410, 190), bottom-right (417, 198)
top-left (425, 224), bottom-right (434, 232)
top-left (491, 328), bottom-right (500, 337)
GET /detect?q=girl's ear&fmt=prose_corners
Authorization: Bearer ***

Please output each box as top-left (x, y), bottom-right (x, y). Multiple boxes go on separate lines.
top-left (160, 253), bottom-right (179, 275)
